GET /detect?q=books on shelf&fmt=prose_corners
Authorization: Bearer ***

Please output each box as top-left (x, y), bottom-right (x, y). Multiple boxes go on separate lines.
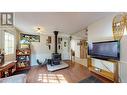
top-left (16, 49), bottom-right (31, 71)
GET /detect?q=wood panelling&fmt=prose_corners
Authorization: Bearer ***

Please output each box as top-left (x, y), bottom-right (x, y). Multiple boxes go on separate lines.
top-left (80, 40), bottom-right (87, 59)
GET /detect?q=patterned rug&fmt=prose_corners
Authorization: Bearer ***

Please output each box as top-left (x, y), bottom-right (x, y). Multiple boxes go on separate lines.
top-left (79, 76), bottom-right (102, 83)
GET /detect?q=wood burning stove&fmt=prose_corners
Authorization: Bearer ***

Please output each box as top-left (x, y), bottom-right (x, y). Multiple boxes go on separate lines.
top-left (51, 53), bottom-right (61, 65)
top-left (50, 31), bottom-right (61, 66)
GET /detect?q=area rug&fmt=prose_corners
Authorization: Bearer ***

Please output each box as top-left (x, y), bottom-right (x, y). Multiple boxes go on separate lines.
top-left (47, 61), bottom-right (69, 72)
top-left (79, 76), bottom-right (102, 83)
top-left (0, 74), bottom-right (26, 83)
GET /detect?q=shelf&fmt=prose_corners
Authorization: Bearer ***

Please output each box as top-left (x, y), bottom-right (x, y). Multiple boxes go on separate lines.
top-left (17, 60), bottom-right (30, 62)
top-left (89, 66), bottom-right (114, 81)
top-left (16, 54), bottom-right (30, 56)
top-left (16, 49), bottom-right (31, 72)
top-left (16, 66), bottom-right (31, 71)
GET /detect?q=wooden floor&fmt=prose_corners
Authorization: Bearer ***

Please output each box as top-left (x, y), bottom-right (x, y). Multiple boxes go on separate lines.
top-left (26, 61), bottom-right (113, 83)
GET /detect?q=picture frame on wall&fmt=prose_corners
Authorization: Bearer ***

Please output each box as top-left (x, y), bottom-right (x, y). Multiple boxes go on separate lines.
top-left (64, 42), bottom-right (67, 47)
top-left (20, 33), bottom-right (40, 42)
top-left (58, 38), bottom-right (62, 44)
top-left (29, 35), bottom-right (40, 42)
top-left (1, 13), bottom-right (13, 25)
top-left (47, 36), bottom-right (51, 43)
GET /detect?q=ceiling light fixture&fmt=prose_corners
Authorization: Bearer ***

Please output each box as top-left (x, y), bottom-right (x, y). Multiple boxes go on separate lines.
top-left (112, 13), bottom-right (126, 40)
top-left (34, 26), bottom-right (44, 34)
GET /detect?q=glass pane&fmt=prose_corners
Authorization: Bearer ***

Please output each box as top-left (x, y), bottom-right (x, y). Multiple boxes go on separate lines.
top-left (8, 41), bottom-right (11, 47)
top-left (2, 14), bottom-right (7, 24)
top-left (9, 34), bottom-right (12, 40)
top-left (5, 33), bottom-right (8, 39)
top-left (8, 48), bottom-right (12, 53)
top-left (5, 40), bottom-right (8, 48)
top-left (5, 48), bottom-right (8, 54)
top-left (7, 13), bottom-right (13, 24)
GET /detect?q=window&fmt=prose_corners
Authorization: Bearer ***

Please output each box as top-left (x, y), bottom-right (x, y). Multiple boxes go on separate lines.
top-left (124, 27), bottom-right (127, 36)
top-left (4, 32), bottom-right (14, 55)
top-left (1, 13), bottom-right (13, 25)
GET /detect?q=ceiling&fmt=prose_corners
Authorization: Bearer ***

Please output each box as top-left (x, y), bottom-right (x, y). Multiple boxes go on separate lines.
top-left (15, 12), bottom-right (115, 35)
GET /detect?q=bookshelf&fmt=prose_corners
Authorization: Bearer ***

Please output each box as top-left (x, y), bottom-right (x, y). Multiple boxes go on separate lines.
top-left (16, 49), bottom-right (31, 71)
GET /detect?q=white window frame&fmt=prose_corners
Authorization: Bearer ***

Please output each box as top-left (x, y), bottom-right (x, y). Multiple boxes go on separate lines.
top-left (4, 31), bottom-right (15, 55)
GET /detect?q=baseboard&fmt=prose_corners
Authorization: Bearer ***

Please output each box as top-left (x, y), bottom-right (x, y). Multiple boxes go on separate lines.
top-left (62, 59), bottom-right (70, 61)
top-left (119, 61), bottom-right (127, 64)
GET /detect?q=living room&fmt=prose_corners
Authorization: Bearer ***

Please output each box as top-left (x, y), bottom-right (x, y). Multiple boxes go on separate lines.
top-left (1, 0), bottom-right (127, 95)
top-left (0, 12), bottom-right (127, 83)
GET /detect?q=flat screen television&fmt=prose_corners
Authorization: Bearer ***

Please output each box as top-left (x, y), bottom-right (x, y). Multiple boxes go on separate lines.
top-left (88, 40), bottom-right (120, 60)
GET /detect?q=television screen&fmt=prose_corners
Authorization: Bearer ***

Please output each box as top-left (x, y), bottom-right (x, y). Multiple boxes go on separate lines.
top-left (88, 40), bottom-right (120, 60)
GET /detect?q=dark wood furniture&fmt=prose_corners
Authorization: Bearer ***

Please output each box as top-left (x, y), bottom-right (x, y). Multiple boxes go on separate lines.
top-left (16, 49), bottom-right (31, 71)
top-left (0, 61), bottom-right (16, 78)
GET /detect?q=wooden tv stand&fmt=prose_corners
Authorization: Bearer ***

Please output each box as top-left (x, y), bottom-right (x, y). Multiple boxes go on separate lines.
top-left (0, 61), bottom-right (16, 78)
top-left (87, 57), bottom-right (119, 82)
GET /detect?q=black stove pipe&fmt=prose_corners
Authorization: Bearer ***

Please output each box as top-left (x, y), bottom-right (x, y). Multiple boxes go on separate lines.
top-left (54, 31), bottom-right (59, 54)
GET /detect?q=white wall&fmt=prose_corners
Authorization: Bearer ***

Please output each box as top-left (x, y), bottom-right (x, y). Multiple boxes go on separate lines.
top-left (31, 34), bottom-right (70, 66)
top-left (88, 14), bottom-right (127, 82)
top-left (31, 34), bottom-right (53, 66)
top-left (71, 39), bottom-right (80, 58)
top-left (119, 35), bottom-right (127, 82)
top-left (61, 38), bottom-right (70, 60)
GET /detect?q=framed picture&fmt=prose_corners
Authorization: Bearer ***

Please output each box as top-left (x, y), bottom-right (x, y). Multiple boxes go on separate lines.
top-left (29, 35), bottom-right (40, 42)
top-left (1, 13), bottom-right (13, 25)
top-left (58, 38), bottom-right (62, 44)
top-left (47, 36), bottom-right (51, 43)
top-left (20, 33), bottom-right (40, 42)
top-left (64, 42), bottom-right (67, 47)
